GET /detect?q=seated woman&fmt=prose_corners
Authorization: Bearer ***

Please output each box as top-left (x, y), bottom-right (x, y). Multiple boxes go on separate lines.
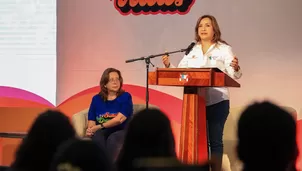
top-left (86, 67), bottom-right (133, 160)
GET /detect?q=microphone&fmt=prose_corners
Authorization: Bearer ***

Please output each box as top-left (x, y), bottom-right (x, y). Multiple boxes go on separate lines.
top-left (185, 41), bottom-right (196, 55)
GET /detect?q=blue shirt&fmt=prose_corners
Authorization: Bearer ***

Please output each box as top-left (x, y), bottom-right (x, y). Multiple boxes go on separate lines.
top-left (88, 92), bottom-right (133, 130)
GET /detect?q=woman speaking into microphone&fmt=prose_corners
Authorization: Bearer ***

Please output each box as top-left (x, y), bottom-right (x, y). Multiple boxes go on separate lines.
top-left (162, 14), bottom-right (242, 171)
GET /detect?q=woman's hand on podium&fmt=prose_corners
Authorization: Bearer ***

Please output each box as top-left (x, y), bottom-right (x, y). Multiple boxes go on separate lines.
top-left (162, 52), bottom-right (170, 68)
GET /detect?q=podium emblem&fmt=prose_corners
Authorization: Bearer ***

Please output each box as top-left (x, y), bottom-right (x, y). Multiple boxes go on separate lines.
top-left (179, 73), bottom-right (189, 82)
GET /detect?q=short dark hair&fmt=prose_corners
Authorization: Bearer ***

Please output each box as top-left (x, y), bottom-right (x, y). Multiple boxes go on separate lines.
top-left (237, 101), bottom-right (298, 169)
top-left (116, 108), bottom-right (176, 171)
top-left (50, 139), bottom-right (112, 171)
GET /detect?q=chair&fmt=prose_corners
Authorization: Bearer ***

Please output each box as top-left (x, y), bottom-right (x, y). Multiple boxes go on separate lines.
top-left (71, 104), bottom-right (158, 137)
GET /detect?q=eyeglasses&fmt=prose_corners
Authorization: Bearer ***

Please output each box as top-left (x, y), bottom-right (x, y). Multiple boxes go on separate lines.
top-left (109, 78), bottom-right (120, 83)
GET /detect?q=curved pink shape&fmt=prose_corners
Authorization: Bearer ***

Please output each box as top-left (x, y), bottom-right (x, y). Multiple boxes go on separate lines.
top-left (0, 86), bottom-right (54, 107)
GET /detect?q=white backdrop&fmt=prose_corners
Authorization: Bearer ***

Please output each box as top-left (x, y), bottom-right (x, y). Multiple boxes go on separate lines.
top-left (0, 0), bottom-right (56, 105)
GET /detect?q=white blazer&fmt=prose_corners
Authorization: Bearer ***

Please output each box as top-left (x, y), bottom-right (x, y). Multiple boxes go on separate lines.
top-left (169, 42), bottom-right (242, 106)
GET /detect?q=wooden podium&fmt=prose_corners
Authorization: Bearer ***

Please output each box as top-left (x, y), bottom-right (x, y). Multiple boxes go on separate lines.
top-left (148, 68), bottom-right (240, 164)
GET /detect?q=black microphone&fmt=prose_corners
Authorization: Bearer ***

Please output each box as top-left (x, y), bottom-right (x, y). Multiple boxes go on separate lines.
top-left (185, 41), bottom-right (196, 55)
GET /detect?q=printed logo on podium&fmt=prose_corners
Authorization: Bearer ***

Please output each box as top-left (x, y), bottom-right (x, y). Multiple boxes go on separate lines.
top-left (113, 0), bottom-right (196, 16)
top-left (179, 73), bottom-right (189, 82)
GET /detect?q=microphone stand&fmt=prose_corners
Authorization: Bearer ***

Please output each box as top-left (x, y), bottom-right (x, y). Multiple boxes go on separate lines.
top-left (125, 48), bottom-right (187, 109)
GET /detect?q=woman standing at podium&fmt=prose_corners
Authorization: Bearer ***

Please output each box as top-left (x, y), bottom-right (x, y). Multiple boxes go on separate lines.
top-left (162, 15), bottom-right (242, 170)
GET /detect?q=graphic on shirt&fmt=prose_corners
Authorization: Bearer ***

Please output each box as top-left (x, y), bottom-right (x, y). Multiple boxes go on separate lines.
top-left (209, 55), bottom-right (220, 60)
top-left (96, 112), bottom-right (118, 124)
top-left (113, 0), bottom-right (196, 15)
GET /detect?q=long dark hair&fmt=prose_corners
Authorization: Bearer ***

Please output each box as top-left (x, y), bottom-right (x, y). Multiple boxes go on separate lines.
top-left (194, 15), bottom-right (228, 45)
top-left (99, 68), bottom-right (125, 101)
top-left (116, 109), bottom-right (176, 171)
top-left (11, 110), bottom-right (76, 171)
